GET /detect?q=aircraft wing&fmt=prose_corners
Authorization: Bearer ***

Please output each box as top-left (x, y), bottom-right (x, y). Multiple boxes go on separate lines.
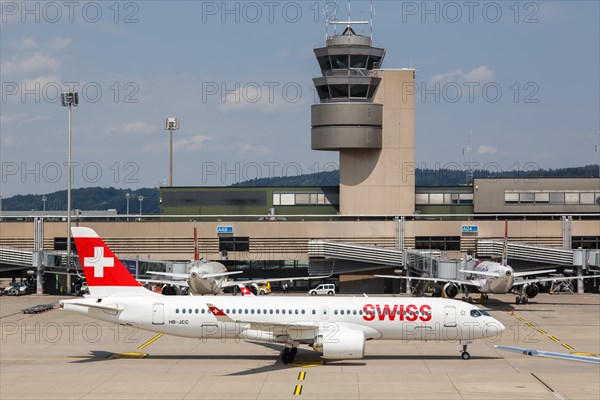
top-left (206, 303), bottom-right (318, 341)
top-left (221, 275), bottom-right (331, 288)
top-left (147, 271), bottom-right (189, 280)
top-left (374, 275), bottom-right (483, 289)
top-left (63, 300), bottom-right (124, 313)
top-left (137, 278), bottom-right (189, 287)
top-left (202, 271), bottom-right (244, 279)
top-left (512, 274), bottom-right (600, 287)
top-left (512, 269), bottom-right (557, 277)
top-left (458, 270), bottom-right (502, 278)
top-left (495, 345), bottom-right (600, 364)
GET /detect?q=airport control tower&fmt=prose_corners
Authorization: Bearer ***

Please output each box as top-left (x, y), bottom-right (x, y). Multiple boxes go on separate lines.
top-left (311, 22), bottom-right (415, 215)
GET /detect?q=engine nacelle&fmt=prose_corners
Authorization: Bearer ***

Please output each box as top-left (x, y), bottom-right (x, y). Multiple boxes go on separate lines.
top-left (443, 283), bottom-right (458, 298)
top-left (524, 284), bottom-right (539, 298)
top-left (312, 330), bottom-right (365, 359)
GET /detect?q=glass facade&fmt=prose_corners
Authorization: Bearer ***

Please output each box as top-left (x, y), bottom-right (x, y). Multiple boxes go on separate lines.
top-left (504, 190), bottom-right (600, 206)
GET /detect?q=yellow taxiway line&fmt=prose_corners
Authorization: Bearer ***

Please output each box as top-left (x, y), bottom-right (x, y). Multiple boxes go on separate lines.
top-left (137, 333), bottom-right (163, 350)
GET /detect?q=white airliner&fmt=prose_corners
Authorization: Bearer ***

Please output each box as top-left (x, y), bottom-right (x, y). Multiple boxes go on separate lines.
top-left (60, 227), bottom-right (505, 363)
top-left (379, 221), bottom-right (600, 304)
top-left (146, 227), bottom-right (328, 295)
top-left (148, 262), bottom-right (330, 296)
top-left (378, 260), bottom-right (600, 305)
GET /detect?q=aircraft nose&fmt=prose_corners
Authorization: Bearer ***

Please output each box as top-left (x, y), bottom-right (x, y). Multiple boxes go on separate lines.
top-left (494, 319), bottom-right (506, 333)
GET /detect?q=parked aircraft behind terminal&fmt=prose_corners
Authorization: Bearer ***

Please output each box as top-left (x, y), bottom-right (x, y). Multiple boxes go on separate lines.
top-left (60, 227), bottom-right (506, 363)
top-left (378, 221), bottom-right (600, 304)
top-left (377, 261), bottom-right (599, 304)
top-left (145, 228), bottom-right (328, 295)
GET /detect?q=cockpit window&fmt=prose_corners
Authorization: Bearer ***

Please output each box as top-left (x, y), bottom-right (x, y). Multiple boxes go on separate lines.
top-left (470, 310), bottom-right (482, 317)
top-left (480, 310), bottom-right (491, 317)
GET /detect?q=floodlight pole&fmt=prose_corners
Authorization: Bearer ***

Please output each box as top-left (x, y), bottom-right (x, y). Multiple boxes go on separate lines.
top-left (125, 193), bottom-right (131, 220)
top-left (170, 125), bottom-right (173, 187)
top-left (61, 92), bottom-right (78, 291)
top-left (164, 117), bottom-right (179, 187)
top-left (67, 98), bottom-right (73, 278)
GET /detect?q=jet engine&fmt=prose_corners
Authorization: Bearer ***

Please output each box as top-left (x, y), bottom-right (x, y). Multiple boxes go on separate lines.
top-left (312, 329), bottom-right (365, 359)
top-left (443, 283), bottom-right (459, 298)
top-left (524, 284), bottom-right (539, 298)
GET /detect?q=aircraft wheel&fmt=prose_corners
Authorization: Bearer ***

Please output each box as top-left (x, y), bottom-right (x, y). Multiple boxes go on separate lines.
top-left (461, 351), bottom-right (471, 360)
top-left (515, 296), bottom-right (521, 304)
top-left (467, 297), bottom-right (473, 303)
top-left (522, 297), bottom-right (528, 304)
top-left (281, 348), bottom-right (295, 364)
top-left (461, 296), bottom-right (467, 302)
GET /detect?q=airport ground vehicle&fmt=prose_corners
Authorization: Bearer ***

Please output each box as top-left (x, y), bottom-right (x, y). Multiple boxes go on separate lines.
top-left (3, 281), bottom-right (31, 296)
top-left (308, 283), bottom-right (336, 296)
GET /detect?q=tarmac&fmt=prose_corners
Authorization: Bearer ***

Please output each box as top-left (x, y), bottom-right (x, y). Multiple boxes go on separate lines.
top-left (1, 292), bottom-right (599, 400)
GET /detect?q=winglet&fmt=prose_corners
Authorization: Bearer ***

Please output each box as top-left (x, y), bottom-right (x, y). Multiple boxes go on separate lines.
top-left (206, 303), bottom-right (235, 322)
top-left (238, 285), bottom-right (254, 296)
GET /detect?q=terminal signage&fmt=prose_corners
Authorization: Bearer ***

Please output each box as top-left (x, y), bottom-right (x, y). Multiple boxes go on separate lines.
top-left (217, 226), bottom-right (234, 234)
top-left (121, 259), bottom-right (138, 277)
top-left (461, 225), bottom-right (479, 233)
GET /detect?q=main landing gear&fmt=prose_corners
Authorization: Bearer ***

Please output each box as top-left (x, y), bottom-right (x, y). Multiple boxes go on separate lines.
top-left (515, 296), bottom-right (528, 305)
top-left (460, 340), bottom-right (472, 360)
top-left (280, 347), bottom-right (298, 364)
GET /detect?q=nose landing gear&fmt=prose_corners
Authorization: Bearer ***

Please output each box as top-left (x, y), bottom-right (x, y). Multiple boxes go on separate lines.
top-left (460, 340), bottom-right (472, 360)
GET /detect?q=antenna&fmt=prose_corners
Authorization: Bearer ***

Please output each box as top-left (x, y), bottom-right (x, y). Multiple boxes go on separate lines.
top-left (334, 0), bottom-right (338, 35)
top-left (325, 0), bottom-right (329, 40)
top-left (348, 0), bottom-right (351, 29)
top-left (370, 0), bottom-right (373, 45)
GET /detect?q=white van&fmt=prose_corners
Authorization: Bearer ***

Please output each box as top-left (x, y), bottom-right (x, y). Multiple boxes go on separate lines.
top-left (308, 284), bottom-right (336, 296)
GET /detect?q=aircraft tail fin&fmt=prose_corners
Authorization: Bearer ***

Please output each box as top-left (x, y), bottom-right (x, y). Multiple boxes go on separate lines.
top-left (71, 227), bottom-right (155, 297)
top-left (502, 219), bottom-right (509, 266)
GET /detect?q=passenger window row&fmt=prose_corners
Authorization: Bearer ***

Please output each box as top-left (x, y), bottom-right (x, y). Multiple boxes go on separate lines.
top-left (175, 308), bottom-right (313, 315)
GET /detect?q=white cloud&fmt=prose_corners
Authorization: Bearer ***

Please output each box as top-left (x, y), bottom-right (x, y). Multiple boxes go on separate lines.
top-left (477, 145), bottom-right (498, 154)
top-left (1, 52), bottom-right (61, 76)
top-left (121, 121), bottom-right (158, 135)
top-left (0, 113), bottom-right (48, 125)
top-left (430, 65), bottom-right (496, 84)
top-left (48, 37), bottom-right (72, 51)
top-left (2, 136), bottom-right (18, 147)
top-left (141, 135), bottom-right (212, 154)
top-left (173, 135), bottom-right (212, 152)
top-left (238, 143), bottom-right (271, 155)
top-left (15, 37), bottom-right (38, 50)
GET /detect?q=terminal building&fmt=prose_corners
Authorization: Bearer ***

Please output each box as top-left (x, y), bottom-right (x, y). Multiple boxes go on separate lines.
top-left (2, 25), bottom-right (599, 294)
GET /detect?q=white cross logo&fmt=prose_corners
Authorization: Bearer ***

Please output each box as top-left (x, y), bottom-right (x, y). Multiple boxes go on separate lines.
top-left (84, 247), bottom-right (114, 278)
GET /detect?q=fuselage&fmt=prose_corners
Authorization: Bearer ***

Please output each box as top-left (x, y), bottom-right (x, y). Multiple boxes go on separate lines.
top-left (61, 295), bottom-right (504, 343)
top-left (187, 261), bottom-right (228, 294)
top-left (471, 261), bottom-right (514, 294)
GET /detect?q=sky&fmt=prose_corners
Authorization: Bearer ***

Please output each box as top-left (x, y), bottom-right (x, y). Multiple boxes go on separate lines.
top-left (1, 0), bottom-right (599, 197)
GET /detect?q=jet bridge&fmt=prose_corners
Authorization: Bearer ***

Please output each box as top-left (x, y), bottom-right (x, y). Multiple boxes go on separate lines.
top-left (0, 247), bottom-right (33, 271)
top-left (307, 240), bottom-right (456, 276)
top-left (476, 240), bottom-right (574, 266)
